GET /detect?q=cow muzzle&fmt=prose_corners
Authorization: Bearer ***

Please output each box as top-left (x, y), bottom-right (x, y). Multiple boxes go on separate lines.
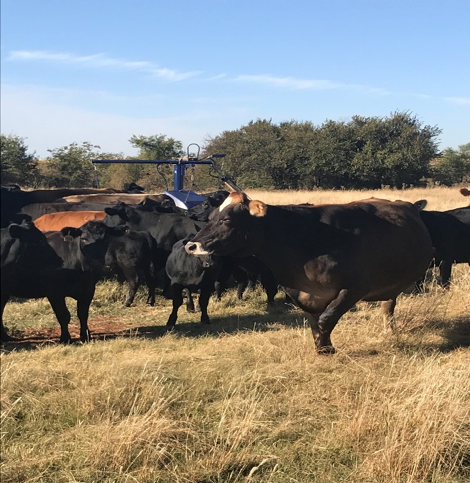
top-left (185, 241), bottom-right (212, 256)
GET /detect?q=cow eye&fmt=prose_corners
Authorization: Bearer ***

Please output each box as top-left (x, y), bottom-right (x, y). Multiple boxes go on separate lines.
top-left (219, 218), bottom-right (231, 225)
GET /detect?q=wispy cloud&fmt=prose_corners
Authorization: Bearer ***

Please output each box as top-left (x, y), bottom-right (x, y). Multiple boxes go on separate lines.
top-left (444, 96), bottom-right (470, 106)
top-left (233, 74), bottom-right (392, 95)
top-left (7, 50), bottom-right (202, 82)
top-left (234, 74), bottom-right (343, 90)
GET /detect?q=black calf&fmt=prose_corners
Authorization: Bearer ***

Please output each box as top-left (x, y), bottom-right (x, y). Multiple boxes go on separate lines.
top-left (1, 221), bottom-right (94, 343)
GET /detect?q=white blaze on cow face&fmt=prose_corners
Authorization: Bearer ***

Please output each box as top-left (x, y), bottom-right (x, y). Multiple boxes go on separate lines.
top-left (218, 192), bottom-right (246, 212)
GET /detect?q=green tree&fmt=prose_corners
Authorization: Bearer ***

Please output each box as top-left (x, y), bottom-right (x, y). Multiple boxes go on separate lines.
top-left (350, 112), bottom-right (441, 188)
top-left (41, 142), bottom-right (101, 188)
top-left (203, 120), bottom-right (286, 189)
top-left (0, 134), bottom-right (39, 187)
top-left (124, 134), bottom-right (185, 191)
top-left (431, 143), bottom-right (470, 185)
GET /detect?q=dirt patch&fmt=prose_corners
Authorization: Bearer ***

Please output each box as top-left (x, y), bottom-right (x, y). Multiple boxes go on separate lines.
top-left (2, 316), bottom-right (141, 349)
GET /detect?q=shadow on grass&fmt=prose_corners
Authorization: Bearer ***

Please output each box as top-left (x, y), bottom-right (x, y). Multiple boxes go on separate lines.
top-left (394, 315), bottom-right (470, 354)
top-left (1, 300), bottom-right (305, 352)
top-left (4, 303), bottom-right (469, 355)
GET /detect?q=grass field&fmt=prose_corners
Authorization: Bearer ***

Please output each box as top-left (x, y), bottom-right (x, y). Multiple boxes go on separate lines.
top-left (1, 187), bottom-right (469, 483)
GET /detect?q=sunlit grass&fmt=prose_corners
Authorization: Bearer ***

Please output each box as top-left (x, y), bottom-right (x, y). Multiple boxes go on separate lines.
top-left (1, 187), bottom-right (469, 483)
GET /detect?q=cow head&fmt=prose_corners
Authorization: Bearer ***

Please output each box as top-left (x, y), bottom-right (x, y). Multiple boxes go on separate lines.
top-left (185, 192), bottom-right (267, 257)
top-left (62, 221), bottom-right (118, 263)
top-left (4, 221), bottom-right (63, 269)
top-left (104, 202), bottom-right (141, 226)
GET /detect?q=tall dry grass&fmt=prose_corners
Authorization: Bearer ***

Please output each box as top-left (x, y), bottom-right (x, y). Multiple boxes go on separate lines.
top-left (1, 187), bottom-right (469, 483)
top-left (246, 185), bottom-right (467, 211)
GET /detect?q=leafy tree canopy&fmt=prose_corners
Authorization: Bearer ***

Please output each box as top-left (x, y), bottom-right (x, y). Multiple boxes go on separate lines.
top-left (1, 134), bottom-right (38, 186)
top-left (203, 112), bottom-right (442, 190)
top-left (431, 143), bottom-right (470, 185)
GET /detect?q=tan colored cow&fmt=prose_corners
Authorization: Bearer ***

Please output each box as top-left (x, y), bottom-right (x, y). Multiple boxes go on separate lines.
top-left (34, 211), bottom-right (106, 231)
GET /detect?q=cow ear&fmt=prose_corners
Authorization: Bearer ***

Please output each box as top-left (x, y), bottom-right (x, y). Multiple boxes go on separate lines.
top-left (248, 200), bottom-right (267, 217)
top-left (8, 224), bottom-right (24, 239)
top-left (414, 200), bottom-right (427, 211)
top-left (60, 227), bottom-right (82, 238)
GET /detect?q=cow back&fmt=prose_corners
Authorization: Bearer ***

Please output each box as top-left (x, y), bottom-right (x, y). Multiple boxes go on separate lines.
top-left (34, 211), bottom-right (107, 232)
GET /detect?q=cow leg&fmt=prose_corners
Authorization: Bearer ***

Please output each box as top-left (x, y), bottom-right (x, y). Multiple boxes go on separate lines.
top-left (382, 298), bottom-right (397, 334)
top-left (198, 287), bottom-right (212, 325)
top-left (76, 294), bottom-right (93, 343)
top-left (232, 265), bottom-right (249, 300)
top-left (314, 289), bottom-right (362, 354)
top-left (213, 280), bottom-right (223, 301)
top-left (213, 261), bottom-right (233, 301)
top-left (260, 271), bottom-right (278, 308)
top-left (1, 293), bottom-right (12, 342)
top-left (145, 266), bottom-right (156, 306)
top-left (167, 285), bottom-right (184, 329)
top-left (438, 259), bottom-right (452, 289)
top-left (122, 267), bottom-right (140, 307)
top-left (162, 272), bottom-right (172, 299)
top-left (47, 296), bottom-right (72, 343)
top-left (246, 274), bottom-right (257, 291)
top-left (184, 288), bottom-right (196, 312)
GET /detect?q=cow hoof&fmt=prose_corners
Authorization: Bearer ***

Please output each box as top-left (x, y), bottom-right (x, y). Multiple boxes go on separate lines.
top-left (316, 345), bottom-right (336, 355)
top-left (80, 333), bottom-right (91, 343)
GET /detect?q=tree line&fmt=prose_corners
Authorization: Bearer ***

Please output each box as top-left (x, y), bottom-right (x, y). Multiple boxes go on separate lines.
top-left (1, 112), bottom-right (469, 191)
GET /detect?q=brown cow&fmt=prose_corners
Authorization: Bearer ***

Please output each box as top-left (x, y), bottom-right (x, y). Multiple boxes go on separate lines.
top-left (185, 193), bottom-right (433, 354)
top-left (60, 193), bottom-right (169, 204)
top-left (460, 188), bottom-right (470, 205)
top-left (34, 211), bottom-right (106, 231)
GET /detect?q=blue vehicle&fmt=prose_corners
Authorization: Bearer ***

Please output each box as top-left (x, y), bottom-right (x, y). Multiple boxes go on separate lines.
top-left (92, 143), bottom-right (241, 209)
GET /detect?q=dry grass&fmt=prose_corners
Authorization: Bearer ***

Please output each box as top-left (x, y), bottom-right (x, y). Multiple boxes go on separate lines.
top-left (246, 185), bottom-right (467, 211)
top-left (1, 187), bottom-right (469, 483)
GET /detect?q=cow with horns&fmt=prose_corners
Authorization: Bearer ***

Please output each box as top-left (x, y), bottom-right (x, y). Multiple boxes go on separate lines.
top-left (185, 192), bottom-right (433, 354)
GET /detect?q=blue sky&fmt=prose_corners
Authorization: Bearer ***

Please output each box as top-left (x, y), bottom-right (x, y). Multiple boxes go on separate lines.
top-left (1, 0), bottom-right (469, 158)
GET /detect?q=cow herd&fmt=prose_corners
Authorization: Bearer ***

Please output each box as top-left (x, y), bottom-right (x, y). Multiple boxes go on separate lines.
top-left (1, 185), bottom-right (469, 353)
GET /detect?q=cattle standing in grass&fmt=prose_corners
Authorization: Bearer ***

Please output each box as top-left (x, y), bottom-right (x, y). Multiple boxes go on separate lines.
top-left (49, 221), bottom-right (161, 307)
top-left (1, 221), bottom-right (94, 343)
top-left (185, 193), bottom-right (433, 354)
top-left (416, 202), bottom-right (470, 287)
top-left (34, 211), bottom-right (107, 231)
top-left (165, 236), bottom-right (225, 328)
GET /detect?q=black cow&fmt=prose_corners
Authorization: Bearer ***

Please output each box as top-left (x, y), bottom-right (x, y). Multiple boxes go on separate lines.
top-left (415, 202), bottom-right (470, 287)
top-left (1, 221), bottom-right (94, 343)
top-left (165, 236), bottom-right (225, 328)
top-left (49, 221), bottom-right (161, 307)
top-left (219, 256), bottom-right (279, 307)
top-left (185, 193), bottom-right (433, 354)
top-left (123, 182), bottom-right (145, 193)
